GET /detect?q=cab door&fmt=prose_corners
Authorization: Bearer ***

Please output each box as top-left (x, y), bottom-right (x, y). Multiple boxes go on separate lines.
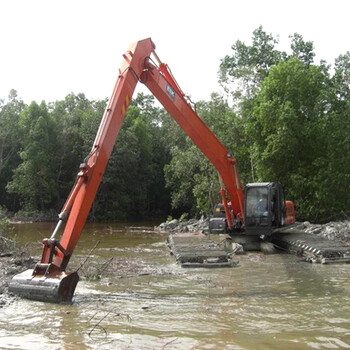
top-left (244, 183), bottom-right (281, 237)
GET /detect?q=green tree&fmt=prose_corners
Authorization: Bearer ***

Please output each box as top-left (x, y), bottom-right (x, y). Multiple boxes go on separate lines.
top-left (250, 57), bottom-right (334, 220)
top-left (52, 93), bottom-right (106, 207)
top-left (219, 26), bottom-right (286, 100)
top-left (164, 94), bottom-right (250, 216)
top-left (164, 143), bottom-right (212, 216)
top-left (0, 90), bottom-right (25, 210)
top-left (93, 94), bottom-right (171, 220)
top-left (323, 52), bottom-right (350, 218)
top-left (333, 52), bottom-right (350, 103)
top-left (289, 33), bottom-right (315, 65)
top-left (7, 101), bottom-right (59, 211)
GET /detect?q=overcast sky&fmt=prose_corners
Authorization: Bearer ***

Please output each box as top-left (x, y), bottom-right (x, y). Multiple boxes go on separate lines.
top-left (1, 0), bottom-right (349, 104)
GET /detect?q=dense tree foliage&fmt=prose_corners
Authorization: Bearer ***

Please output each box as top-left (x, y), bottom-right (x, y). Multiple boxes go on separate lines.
top-left (0, 90), bottom-right (25, 211)
top-left (219, 26), bottom-right (286, 101)
top-left (250, 58), bottom-right (331, 219)
top-left (218, 27), bottom-right (350, 221)
top-left (0, 92), bottom-right (172, 220)
top-left (7, 101), bottom-right (59, 210)
top-left (0, 27), bottom-right (349, 222)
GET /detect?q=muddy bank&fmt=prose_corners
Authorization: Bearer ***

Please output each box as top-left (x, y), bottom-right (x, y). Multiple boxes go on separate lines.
top-left (0, 220), bottom-right (36, 306)
top-left (0, 252), bottom-right (35, 307)
top-left (156, 218), bottom-right (350, 245)
top-left (4, 209), bottom-right (58, 223)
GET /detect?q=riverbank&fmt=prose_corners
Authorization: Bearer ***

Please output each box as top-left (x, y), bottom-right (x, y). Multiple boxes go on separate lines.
top-left (6, 209), bottom-right (58, 223)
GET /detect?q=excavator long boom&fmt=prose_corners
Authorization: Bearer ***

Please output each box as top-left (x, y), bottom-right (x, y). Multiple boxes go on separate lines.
top-left (9, 38), bottom-right (244, 302)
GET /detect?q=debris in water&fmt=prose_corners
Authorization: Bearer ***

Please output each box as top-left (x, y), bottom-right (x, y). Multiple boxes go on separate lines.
top-left (260, 242), bottom-right (278, 254)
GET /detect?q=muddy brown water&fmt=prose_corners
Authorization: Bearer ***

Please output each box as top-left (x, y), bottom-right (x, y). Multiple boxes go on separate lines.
top-left (1, 222), bottom-right (350, 349)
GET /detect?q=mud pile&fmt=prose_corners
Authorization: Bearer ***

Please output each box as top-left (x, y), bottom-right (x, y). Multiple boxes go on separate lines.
top-left (156, 216), bottom-right (210, 234)
top-left (157, 218), bottom-right (350, 245)
top-left (292, 221), bottom-right (350, 245)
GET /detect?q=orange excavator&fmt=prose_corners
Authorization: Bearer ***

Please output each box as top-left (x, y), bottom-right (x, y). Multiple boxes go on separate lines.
top-left (9, 38), bottom-right (295, 303)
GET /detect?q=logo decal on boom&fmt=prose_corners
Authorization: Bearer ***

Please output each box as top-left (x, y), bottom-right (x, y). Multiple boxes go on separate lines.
top-left (166, 84), bottom-right (176, 100)
top-left (121, 95), bottom-right (130, 116)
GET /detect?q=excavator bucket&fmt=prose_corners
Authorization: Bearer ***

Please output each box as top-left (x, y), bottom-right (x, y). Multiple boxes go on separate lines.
top-left (9, 269), bottom-right (79, 303)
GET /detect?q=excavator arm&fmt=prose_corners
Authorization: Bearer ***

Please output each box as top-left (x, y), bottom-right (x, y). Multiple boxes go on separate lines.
top-left (9, 38), bottom-right (245, 302)
top-left (145, 59), bottom-right (245, 226)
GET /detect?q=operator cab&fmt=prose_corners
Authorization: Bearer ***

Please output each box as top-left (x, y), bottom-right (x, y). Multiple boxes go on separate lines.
top-left (209, 182), bottom-right (295, 237)
top-left (244, 182), bottom-right (287, 237)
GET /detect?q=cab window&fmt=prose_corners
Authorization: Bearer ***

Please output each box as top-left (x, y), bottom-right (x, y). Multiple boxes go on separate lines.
top-left (245, 187), bottom-right (269, 227)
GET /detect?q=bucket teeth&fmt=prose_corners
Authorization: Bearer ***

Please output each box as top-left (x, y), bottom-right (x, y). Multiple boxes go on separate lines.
top-left (9, 269), bottom-right (79, 303)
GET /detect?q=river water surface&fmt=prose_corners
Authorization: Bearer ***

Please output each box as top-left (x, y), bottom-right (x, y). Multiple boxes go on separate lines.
top-left (1, 222), bottom-right (350, 349)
